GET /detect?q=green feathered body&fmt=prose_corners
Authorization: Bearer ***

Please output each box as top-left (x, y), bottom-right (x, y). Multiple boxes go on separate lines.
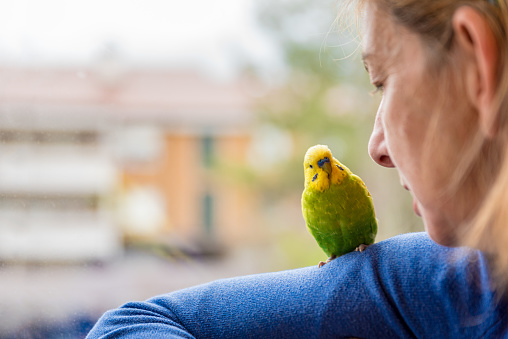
top-left (302, 174), bottom-right (377, 257)
top-left (301, 145), bottom-right (377, 258)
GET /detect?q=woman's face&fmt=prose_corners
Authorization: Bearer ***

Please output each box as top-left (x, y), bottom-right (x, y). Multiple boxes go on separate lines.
top-left (363, 2), bottom-right (479, 245)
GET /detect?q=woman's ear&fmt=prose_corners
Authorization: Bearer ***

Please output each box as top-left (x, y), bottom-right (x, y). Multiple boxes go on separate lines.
top-left (452, 6), bottom-right (499, 138)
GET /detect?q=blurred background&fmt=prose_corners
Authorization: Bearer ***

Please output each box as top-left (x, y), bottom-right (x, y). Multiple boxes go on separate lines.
top-left (0, 0), bottom-right (423, 337)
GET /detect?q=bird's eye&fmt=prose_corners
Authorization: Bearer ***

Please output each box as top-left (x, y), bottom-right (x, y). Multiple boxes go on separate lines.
top-left (309, 165), bottom-right (313, 169)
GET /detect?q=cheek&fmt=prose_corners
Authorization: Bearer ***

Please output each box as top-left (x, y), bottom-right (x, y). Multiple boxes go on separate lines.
top-left (381, 96), bottom-right (462, 246)
top-left (380, 91), bottom-right (439, 206)
top-left (379, 94), bottom-right (425, 174)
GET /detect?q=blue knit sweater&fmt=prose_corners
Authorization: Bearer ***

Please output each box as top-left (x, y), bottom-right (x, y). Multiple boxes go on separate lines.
top-left (86, 232), bottom-right (508, 338)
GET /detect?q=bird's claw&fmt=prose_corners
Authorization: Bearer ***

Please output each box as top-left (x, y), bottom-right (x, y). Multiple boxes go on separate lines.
top-left (355, 244), bottom-right (369, 252)
top-left (318, 246), bottom-right (370, 268)
top-left (318, 254), bottom-right (336, 268)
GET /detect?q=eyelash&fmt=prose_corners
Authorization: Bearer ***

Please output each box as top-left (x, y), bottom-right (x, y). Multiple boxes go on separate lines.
top-left (370, 83), bottom-right (384, 96)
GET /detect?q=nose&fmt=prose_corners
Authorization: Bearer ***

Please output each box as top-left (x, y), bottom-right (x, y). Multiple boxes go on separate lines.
top-left (368, 107), bottom-right (395, 168)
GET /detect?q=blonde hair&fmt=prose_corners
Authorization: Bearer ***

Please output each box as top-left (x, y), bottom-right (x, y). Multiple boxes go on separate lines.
top-left (349, 0), bottom-right (508, 289)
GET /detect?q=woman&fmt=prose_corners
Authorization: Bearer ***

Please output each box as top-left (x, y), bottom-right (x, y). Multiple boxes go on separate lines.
top-left (87, 0), bottom-right (508, 337)
top-left (365, 0), bottom-right (508, 286)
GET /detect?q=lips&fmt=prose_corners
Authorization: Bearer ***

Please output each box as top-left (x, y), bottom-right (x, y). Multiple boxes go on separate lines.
top-left (401, 181), bottom-right (421, 216)
top-left (413, 199), bottom-right (421, 216)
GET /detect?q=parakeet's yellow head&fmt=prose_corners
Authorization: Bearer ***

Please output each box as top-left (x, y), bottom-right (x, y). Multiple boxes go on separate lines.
top-left (303, 145), bottom-right (349, 191)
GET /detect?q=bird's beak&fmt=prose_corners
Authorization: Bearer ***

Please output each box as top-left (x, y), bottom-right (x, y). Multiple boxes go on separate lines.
top-left (318, 158), bottom-right (332, 177)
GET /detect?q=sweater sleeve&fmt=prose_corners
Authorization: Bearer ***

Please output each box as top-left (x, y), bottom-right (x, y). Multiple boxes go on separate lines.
top-left (86, 232), bottom-right (508, 338)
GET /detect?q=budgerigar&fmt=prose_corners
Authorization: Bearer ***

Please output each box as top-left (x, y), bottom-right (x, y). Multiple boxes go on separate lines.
top-left (301, 145), bottom-right (377, 267)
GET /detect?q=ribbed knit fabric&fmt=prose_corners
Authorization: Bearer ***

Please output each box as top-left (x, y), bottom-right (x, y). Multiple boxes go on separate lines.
top-left (87, 232), bottom-right (508, 338)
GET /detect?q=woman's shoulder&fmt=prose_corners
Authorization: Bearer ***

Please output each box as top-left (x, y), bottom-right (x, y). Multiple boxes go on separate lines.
top-left (329, 231), bottom-right (489, 290)
top-left (315, 232), bottom-right (508, 337)
top-left (362, 231), bottom-right (471, 265)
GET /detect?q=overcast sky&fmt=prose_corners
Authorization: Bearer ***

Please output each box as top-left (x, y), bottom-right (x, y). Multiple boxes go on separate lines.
top-left (0, 0), bottom-right (281, 78)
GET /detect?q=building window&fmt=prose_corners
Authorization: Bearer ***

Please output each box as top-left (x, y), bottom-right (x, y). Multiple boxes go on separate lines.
top-left (201, 135), bottom-right (214, 168)
top-left (202, 192), bottom-right (214, 236)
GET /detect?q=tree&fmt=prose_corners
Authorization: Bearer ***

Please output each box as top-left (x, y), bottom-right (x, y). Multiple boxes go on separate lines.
top-left (217, 0), bottom-right (423, 268)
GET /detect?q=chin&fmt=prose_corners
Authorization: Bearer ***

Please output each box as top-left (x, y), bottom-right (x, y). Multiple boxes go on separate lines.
top-left (423, 215), bottom-right (459, 247)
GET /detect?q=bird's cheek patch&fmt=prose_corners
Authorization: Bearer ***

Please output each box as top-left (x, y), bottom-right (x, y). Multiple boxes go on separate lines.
top-left (312, 173), bottom-right (318, 182)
